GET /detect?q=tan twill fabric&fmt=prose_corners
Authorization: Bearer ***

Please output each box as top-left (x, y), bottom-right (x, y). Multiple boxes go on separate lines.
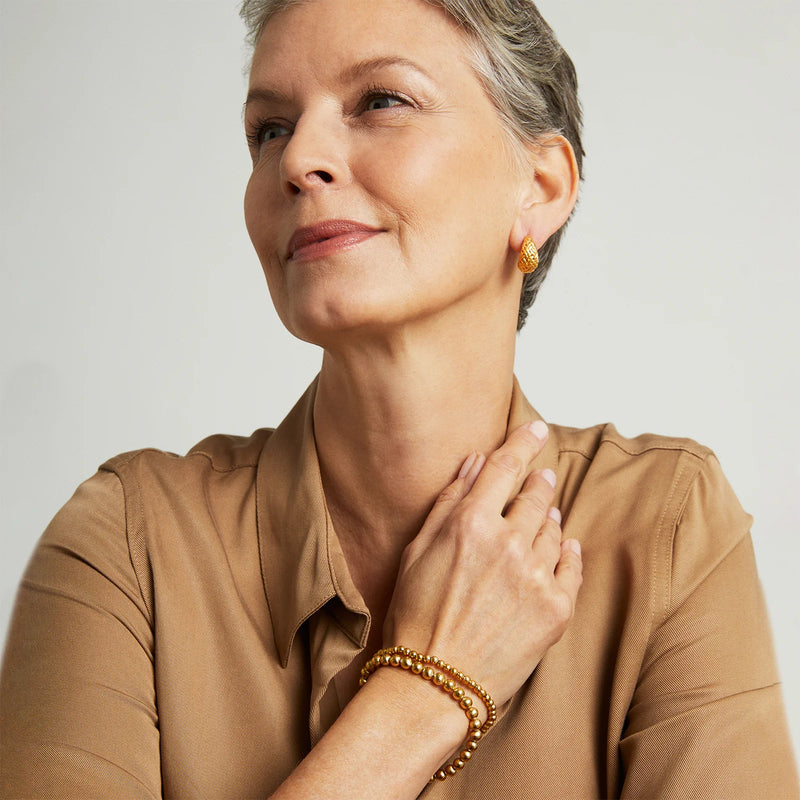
top-left (2, 378), bottom-right (797, 798)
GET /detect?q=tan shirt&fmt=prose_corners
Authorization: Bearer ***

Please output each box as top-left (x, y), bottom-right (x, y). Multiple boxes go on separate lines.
top-left (2, 379), bottom-right (797, 799)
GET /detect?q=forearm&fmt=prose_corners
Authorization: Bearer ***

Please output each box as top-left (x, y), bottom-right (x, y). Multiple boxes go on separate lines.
top-left (270, 667), bottom-right (465, 800)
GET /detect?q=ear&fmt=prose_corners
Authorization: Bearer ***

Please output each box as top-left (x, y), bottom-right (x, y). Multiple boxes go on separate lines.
top-left (509, 135), bottom-right (579, 253)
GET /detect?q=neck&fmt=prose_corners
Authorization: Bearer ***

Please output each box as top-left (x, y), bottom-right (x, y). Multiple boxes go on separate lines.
top-left (313, 316), bottom-right (517, 606)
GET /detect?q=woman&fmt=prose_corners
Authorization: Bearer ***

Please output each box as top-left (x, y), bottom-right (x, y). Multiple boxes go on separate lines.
top-left (2, 0), bottom-right (797, 797)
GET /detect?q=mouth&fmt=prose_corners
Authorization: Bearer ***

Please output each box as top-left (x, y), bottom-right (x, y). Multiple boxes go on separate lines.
top-left (286, 219), bottom-right (383, 262)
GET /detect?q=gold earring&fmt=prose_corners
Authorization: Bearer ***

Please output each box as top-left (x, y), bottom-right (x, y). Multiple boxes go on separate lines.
top-left (517, 236), bottom-right (539, 273)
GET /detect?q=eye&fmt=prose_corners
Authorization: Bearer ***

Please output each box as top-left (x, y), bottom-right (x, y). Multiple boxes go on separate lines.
top-left (361, 84), bottom-right (411, 114)
top-left (260, 122), bottom-right (291, 141)
top-left (246, 118), bottom-right (292, 151)
top-left (366, 95), bottom-right (404, 111)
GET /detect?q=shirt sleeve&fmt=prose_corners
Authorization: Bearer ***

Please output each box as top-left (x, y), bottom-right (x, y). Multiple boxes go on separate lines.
top-left (0, 469), bottom-right (162, 799)
top-left (618, 453), bottom-right (799, 798)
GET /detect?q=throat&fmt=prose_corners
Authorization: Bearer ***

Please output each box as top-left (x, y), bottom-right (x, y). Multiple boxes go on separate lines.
top-left (326, 498), bottom-right (411, 614)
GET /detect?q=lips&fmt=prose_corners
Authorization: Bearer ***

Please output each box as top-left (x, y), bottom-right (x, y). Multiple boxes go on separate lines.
top-left (286, 219), bottom-right (383, 261)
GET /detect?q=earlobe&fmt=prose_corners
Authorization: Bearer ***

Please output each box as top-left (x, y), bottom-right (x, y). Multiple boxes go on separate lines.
top-left (509, 135), bottom-right (579, 254)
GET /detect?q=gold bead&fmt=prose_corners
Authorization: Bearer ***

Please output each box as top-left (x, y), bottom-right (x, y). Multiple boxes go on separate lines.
top-left (356, 644), bottom-right (497, 783)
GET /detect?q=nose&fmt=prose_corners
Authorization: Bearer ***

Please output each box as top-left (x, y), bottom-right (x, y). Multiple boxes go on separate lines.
top-left (280, 110), bottom-right (350, 197)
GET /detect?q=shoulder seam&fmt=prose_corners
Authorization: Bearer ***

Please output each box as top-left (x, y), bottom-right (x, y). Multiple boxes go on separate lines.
top-left (101, 447), bottom-right (259, 475)
top-left (600, 437), bottom-right (710, 460)
top-left (100, 462), bottom-right (154, 623)
top-left (185, 449), bottom-right (259, 474)
top-left (557, 446), bottom-right (593, 461)
top-left (652, 449), bottom-right (715, 627)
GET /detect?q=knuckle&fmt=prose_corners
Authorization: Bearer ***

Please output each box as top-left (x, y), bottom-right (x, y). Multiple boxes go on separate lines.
top-left (449, 503), bottom-right (491, 543)
top-left (500, 532), bottom-right (528, 562)
top-left (528, 563), bottom-right (551, 588)
top-left (436, 483), bottom-right (463, 505)
top-left (488, 451), bottom-right (525, 479)
top-left (542, 517), bottom-right (563, 541)
top-left (518, 491), bottom-right (548, 519)
top-left (551, 589), bottom-right (575, 626)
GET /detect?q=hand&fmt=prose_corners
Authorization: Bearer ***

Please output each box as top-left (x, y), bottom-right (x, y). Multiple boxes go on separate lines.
top-left (383, 421), bottom-right (583, 708)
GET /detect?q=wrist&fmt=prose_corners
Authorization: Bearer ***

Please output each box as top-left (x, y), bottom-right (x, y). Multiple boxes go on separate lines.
top-left (358, 647), bottom-right (497, 782)
top-left (359, 664), bottom-right (466, 751)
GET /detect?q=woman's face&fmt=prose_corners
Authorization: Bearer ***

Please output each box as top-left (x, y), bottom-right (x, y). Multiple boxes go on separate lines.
top-left (243, 0), bottom-right (527, 346)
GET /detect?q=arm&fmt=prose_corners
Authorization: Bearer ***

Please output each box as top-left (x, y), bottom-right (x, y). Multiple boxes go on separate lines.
top-left (619, 455), bottom-right (799, 798)
top-left (1, 471), bottom-right (161, 798)
top-left (1, 423), bottom-right (582, 799)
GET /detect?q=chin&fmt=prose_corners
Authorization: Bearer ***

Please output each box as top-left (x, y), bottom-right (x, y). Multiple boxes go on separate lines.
top-left (273, 272), bottom-right (418, 346)
top-left (277, 294), bottom-right (402, 347)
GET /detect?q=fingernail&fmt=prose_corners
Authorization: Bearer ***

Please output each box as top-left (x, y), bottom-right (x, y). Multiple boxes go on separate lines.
top-left (566, 539), bottom-right (581, 557)
top-left (541, 468), bottom-right (557, 488)
top-left (458, 452), bottom-right (477, 479)
top-left (548, 507), bottom-right (562, 524)
top-left (471, 453), bottom-right (486, 477)
top-left (527, 420), bottom-right (548, 441)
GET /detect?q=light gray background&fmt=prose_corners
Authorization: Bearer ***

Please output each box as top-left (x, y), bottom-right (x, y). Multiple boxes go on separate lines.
top-left (2, 0), bottom-right (798, 767)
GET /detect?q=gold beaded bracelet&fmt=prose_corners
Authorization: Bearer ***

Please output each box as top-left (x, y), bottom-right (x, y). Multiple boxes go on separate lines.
top-left (359, 645), bottom-right (497, 783)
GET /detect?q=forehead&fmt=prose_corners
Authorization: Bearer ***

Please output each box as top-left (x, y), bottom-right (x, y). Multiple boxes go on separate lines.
top-left (249, 0), bottom-right (471, 84)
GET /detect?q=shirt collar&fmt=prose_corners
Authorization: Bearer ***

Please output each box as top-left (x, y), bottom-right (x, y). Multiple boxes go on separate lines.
top-left (256, 375), bottom-right (557, 667)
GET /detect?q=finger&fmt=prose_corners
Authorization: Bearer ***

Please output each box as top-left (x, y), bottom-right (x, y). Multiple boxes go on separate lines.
top-left (503, 467), bottom-right (556, 531)
top-left (554, 539), bottom-right (583, 601)
top-left (530, 505), bottom-right (564, 569)
top-left (467, 420), bottom-right (549, 511)
top-left (404, 452), bottom-right (485, 558)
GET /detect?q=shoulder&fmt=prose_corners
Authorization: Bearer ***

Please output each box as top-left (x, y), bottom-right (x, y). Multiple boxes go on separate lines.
top-left (553, 418), bottom-right (749, 533)
top-left (554, 419), bottom-right (711, 465)
top-left (100, 428), bottom-right (275, 477)
top-left (553, 420), bottom-right (753, 620)
top-left (36, 429), bottom-right (276, 617)
top-left (552, 421), bottom-right (717, 525)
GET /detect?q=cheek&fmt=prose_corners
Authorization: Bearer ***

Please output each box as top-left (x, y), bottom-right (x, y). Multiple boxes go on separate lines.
top-left (243, 169), bottom-right (272, 254)
top-left (243, 171), bottom-right (289, 307)
top-left (378, 130), bottom-right (461, 209)
top-left (365, 126), bottom-right (517, 255)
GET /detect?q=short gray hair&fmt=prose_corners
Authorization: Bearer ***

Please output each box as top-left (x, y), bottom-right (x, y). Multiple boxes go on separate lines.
top-left (240, 0), bottom-right (584, 330)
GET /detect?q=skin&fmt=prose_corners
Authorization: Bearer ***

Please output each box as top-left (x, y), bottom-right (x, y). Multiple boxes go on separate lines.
top-left (242, 0), bottom-right (582, 795)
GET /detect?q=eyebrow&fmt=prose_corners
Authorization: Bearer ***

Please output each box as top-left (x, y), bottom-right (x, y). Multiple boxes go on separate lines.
top-left (338, 56), bottom-right (436, 85)
top-left (243, 56), bottom-right (435, 115)
top-left (243, 87), bottom-right (286, 115)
